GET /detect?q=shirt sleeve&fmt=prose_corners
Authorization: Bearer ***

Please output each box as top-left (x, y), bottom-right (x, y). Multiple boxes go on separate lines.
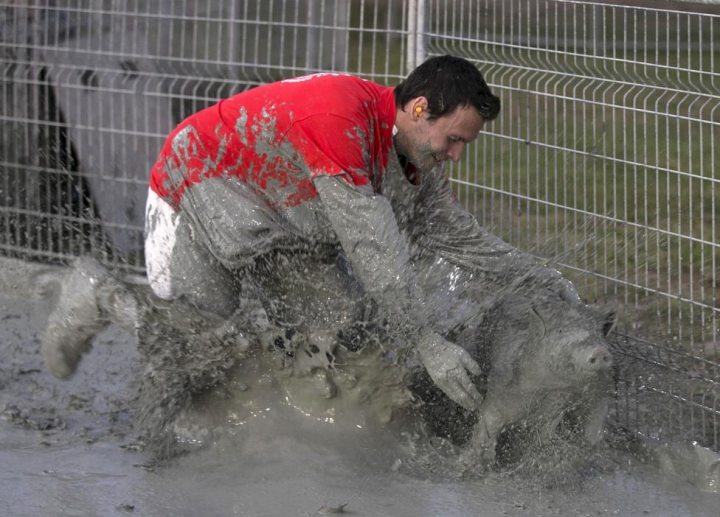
top-left (313, 174), bottom-right (429, 349)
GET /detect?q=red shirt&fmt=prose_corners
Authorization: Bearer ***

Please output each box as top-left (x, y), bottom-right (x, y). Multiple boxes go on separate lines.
top-left (150, 74), bottom-right (397, 211)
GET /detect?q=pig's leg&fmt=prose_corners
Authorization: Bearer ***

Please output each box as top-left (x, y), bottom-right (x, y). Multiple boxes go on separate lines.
top-left (581, 395), bottom-right (610, 446)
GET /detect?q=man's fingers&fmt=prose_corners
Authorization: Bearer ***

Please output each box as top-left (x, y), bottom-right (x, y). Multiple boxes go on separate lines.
top-left (419, 335), bottom-right (483, 411)
top-left (457, 372), bottom-right (484, 407)
top-left (459, 351), bottom-right (481, 376)
top-left (467, 385), bottom-right (484, 406)
top-left (445, 381), bottom-right (475, 411)
top-left (447, 368), bottom-right (483, 410)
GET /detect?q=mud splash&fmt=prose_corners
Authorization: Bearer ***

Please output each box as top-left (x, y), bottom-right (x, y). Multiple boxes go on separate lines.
top-left (23, 244), bottom-right (698, 490)
top-left (1, 259), bottom-right (719, 516)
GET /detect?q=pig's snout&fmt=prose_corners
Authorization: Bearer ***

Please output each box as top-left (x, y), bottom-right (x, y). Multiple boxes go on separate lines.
top-left (581, 345), bottom-right (612, 371)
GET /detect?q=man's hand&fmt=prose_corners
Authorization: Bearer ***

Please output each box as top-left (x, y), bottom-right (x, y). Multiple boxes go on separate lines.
top-left (555, 277), bottom-right (582, 305)
top-left (416, 332), bottom-right (483, 411)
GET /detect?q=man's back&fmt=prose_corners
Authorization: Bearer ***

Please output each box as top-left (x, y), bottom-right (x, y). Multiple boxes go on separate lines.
top-left (150, 73), bottom-right (397, 213)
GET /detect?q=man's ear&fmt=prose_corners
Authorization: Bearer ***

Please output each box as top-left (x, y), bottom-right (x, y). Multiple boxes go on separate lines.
top-left (410, 97), bottom-right (429, 117)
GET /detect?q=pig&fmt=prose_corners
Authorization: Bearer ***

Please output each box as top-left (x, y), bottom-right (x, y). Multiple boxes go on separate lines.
top-left (410, 282), bottom-right (616, 471)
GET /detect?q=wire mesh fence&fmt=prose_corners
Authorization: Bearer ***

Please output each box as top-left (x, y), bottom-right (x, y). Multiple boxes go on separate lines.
top-left (428, 0), bottom-right (719, 451)
top-left (1, 0), bottom-right (410, 267)
top-left (0, 0), bottom-right (718, 452)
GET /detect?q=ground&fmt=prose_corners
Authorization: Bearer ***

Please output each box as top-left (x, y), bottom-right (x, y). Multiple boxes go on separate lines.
top-left (0, 257), bottom-right (717, 517)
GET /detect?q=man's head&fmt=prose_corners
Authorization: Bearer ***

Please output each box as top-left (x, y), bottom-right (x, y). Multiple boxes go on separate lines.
top-left (393, 55), bottom-right (500, 174)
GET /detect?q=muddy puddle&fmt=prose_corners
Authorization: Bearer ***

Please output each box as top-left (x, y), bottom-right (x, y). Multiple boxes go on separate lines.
top-left (1, 258), bottom-right (718, 517)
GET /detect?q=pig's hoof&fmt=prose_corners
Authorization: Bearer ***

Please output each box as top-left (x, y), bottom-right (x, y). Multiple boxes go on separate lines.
top-left (41, 258), bottom-right (110, 379)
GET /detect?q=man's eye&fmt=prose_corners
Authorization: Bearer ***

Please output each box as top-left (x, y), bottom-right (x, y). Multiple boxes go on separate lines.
top-left (449, 135), bottom-right (460, 143)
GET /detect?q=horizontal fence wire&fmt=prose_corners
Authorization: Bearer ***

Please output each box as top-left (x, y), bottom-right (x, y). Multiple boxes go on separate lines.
top-left (0, 0), bottom-right (718, 452)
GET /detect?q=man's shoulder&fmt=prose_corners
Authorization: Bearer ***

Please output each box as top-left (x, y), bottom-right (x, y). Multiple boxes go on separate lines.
top-left (221, 74), bottom-right (387, 115)
top-left (274, 73), bottom-right (388, 101)
top-left (279, 72), bottom-right (360, 85)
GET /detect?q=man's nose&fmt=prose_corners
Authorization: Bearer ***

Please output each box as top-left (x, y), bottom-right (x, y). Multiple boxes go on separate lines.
top-left (447, 142), bottom-right (464, 162)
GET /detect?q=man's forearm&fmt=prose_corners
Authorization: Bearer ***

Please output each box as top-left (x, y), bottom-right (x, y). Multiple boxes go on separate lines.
top-left (313, 174), bottom-right (427, 346)
top-left (313, 174), bottom-right (485, 410)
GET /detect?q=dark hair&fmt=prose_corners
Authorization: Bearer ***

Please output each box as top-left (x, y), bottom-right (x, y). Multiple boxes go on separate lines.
top-left (394, 55), bottom-right (500, 122)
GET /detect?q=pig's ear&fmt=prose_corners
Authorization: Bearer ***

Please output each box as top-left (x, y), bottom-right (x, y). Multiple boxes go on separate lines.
top-left (587, 304), bottom-right (617, 337)
top-left (599, 307), bottom-right (617, 337)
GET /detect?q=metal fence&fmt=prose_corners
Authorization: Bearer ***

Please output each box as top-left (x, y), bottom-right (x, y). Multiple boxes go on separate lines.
top-left (425, 0), bottom-right (719, 453)
top-left (1, 0), bottom-right (718, 452)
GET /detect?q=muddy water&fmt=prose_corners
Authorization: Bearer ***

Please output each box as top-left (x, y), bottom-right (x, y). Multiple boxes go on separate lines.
top-left (1, 260), bottom-right (718, 517)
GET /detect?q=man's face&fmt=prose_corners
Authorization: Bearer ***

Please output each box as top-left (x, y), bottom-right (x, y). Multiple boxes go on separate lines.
top-left (398, 103), bottom-right (485, 174)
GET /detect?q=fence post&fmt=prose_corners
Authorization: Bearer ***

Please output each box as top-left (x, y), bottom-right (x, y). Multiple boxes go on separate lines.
top-left (306, 0), bottom-right (350, 74)
top-left (406, 0), bottom-right (428, 74)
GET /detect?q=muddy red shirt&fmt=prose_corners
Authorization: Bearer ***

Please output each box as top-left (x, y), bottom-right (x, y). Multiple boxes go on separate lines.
top-left (150, 73), bottom-right (397, 212)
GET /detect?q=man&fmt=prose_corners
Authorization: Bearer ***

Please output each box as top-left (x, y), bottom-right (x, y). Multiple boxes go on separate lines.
top-left (42, 55), bottom-right (577, 412)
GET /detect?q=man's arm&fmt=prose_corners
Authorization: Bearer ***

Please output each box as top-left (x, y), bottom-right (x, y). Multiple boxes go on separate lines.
top-left (313, 175), bottom-right (484, 411)
top-left (412, 168), bottom-right (581, 304)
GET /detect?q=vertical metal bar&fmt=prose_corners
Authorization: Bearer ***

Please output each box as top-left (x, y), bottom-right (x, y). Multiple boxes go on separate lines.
top-left (406, 0), bottom-right (427, 74)
top-left (306, 0), bottom-right (317, 73)
top-left (544, 1), bottom-right (551, 248)
top-left (278, 0), bottom-right (287, 73)
top-left (407, 0), bottom-right (417, 74)
top-left (291, 0), bottom-right (299, 73)
top-left (266, 0), bottom-right (276, 79)
top-left (370, 0), bottom-right (378, 75)
top-left (357, 0), bottom-right (365, 72)
top-left (674, 10), bottom-right (682, 349)
top-left (335, 0), bottom-right (350, 72)
top-left (2, 7), bottom-right (9, 251)
top-left (319, 0), bottom-right (328, 73)
top-left (383, 0), bottom-right (392, 77)
top-left (15, 4), bottom-right (26, 253)
top-left (711, 21), bottom-right (718, 382)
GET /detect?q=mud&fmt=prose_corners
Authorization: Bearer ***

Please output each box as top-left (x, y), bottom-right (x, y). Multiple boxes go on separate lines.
top-left (1, 257), bottom-right (719, 516)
